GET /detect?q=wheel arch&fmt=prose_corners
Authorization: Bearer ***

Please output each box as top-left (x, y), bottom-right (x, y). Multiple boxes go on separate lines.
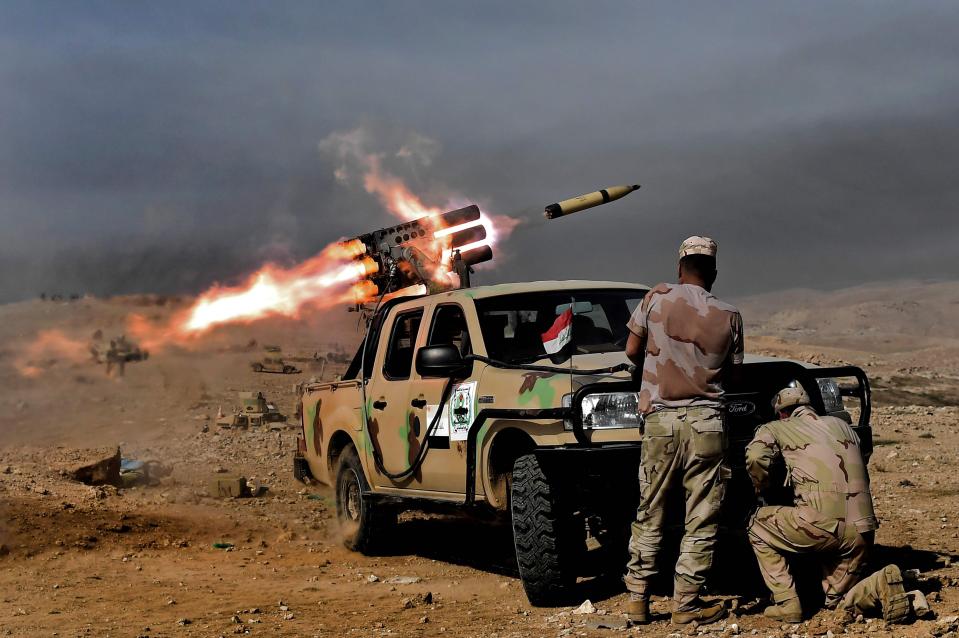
top-left (327, 429), bottom-right (357, 476)
top-left (484, 427), bottom-right (536, 510)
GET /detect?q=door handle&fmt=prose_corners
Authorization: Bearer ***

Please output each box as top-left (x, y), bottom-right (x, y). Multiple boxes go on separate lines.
top-left (372, 400), bottom-right (388, 411)
top-left (410, 398), bottom-right (427, 409)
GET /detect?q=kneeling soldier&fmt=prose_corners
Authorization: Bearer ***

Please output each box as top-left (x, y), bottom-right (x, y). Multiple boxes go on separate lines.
top-left (745, 384), bottom-right (908, 622)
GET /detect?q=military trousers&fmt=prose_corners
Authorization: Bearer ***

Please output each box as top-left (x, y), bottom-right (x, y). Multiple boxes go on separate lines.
top-left (625, 406), bottom-right (728, 608)
top-left (748, 505), bottom-right (867, 606)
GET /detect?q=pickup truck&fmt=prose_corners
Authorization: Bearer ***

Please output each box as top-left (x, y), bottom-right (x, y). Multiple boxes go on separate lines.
top-left (294, 280), bottom-right (873, 605)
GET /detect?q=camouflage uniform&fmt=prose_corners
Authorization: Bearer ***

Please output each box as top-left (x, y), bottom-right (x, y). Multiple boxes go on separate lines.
top-left (624, 239), bottom-right (744, 609)
top-left (746, 404), bottom-right (878, 607)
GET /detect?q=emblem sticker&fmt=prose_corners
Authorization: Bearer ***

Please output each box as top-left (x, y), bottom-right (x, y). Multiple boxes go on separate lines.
top-left (449, 381), bottom-right (476, 441)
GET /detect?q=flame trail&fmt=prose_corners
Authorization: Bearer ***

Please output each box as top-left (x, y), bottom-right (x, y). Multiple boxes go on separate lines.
top-left (15, 128), bottom-right (519, 377)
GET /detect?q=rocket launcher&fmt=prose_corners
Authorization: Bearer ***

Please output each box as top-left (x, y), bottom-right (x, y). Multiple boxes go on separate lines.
top-left (345, 204), bottom-right (493, 295)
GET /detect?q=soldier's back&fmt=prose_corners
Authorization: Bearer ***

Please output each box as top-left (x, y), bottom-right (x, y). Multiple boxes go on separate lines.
top-left (766, 406), bottom-right (877, 533)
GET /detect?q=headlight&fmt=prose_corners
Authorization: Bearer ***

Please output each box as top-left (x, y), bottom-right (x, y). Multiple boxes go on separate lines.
top-left (563, 392), bottom-right (643, 430)
top-left (817, 378), bottom-right (844, 413)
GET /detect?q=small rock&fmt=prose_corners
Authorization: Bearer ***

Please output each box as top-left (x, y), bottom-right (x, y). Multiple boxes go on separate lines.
top-left (885, 451), bottom-right (899, 460)
top-left (908, 590), bottom-right (933, 619)
top-left (419, 615), bottom-right (429, 624)
top-left (385, 576), bottom-right (421, 585)
top-left (367, 574), bottom-right (379, 583)
top-left (176, 618), bottom-right (191, 626)
top-left (584, 614), bottom-right (628, 630)
top-left (231, 615), bottom-right (242, 624)
top-left (572, 600), bottom-right (596, 615)
top-left (283, 613), bottom-right (294, 620)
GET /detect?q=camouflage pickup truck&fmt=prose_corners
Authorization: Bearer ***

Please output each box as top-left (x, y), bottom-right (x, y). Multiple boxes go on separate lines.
top-left (294, 280), bottom-right (873, 604)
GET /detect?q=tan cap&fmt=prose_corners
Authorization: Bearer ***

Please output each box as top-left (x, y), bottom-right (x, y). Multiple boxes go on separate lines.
top-left (771, 385), bottom-right (811, 412)
top-left (679, 235), bottom-right (717, 258)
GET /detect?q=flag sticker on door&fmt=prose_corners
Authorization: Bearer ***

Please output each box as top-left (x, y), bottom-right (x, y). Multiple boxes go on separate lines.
top-left (449, 381), bottom-right (476, 441)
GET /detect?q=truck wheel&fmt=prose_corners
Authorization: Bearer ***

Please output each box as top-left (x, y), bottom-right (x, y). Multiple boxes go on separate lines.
top-left (335, 446), bottom-right (393, 554)
top-left (511, 453), bottom-right (576, 605)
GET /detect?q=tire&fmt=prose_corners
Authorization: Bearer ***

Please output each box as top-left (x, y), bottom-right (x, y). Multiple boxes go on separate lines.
top-left (335, 446), bottom-right (394, 554)
top-left (511, 453), bottom-right (576, 605)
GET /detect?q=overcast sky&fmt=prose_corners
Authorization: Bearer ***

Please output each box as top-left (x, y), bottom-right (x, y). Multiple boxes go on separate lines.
top-left (2, 1), bottom-right (958, 302)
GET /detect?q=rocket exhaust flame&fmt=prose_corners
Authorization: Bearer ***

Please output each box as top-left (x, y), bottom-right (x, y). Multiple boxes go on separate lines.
top-left (121, 197), bottom-right (511, 351)
top-left (15, 131), bottom-right (519, 377)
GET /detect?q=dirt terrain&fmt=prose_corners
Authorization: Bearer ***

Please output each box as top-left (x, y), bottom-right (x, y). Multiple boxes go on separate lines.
top-left (1, 283), bottom-right (958, 638)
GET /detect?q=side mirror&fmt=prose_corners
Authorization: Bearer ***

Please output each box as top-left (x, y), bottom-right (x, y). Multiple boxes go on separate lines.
top-left (416, 345), bottom-right (470, 378)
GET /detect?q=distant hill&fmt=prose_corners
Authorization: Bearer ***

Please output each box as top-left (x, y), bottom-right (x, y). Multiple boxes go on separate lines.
top-left (736, 280), bottom-right (959, 405)
top-left (736, 279), bottom-right (959, 351)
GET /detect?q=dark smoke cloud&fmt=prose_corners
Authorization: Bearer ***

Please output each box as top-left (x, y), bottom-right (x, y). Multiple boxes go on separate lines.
top-left (1, 1), bottom-right (958, 301)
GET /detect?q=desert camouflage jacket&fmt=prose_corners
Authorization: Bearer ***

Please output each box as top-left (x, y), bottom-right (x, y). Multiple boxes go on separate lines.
top-left (746, 405), bottom-right (879, 533)
top-left (626, 282), bottom-right (743, 414)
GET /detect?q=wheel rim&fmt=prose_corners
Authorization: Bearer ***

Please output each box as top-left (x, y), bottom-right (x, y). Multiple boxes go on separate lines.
top-left (342, 469), bottom-right (361, 522)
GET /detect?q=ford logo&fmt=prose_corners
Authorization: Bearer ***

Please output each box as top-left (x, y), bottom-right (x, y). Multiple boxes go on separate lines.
top-left (727, 400), bottom-right (756, 416)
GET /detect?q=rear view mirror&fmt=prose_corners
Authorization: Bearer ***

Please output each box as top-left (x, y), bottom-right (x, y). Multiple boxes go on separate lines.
top-left (416, 345), bottom-right (471, 378)
top-left (555, 301), bottom-right (593, 315)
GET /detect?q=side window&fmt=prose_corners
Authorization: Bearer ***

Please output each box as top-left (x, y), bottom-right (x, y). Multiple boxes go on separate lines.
top-left (427, 305), bottom-right (471, 355)
top-left (383, 310), bottom-right (423, 380)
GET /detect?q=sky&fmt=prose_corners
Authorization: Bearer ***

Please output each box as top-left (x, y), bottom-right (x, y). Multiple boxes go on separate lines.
top-left (1, 1), bottom-right (958, 302)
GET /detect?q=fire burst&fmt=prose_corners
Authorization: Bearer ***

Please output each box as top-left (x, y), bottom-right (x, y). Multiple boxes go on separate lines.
top-left (15, 131), bottom-right (518, 375)
top-left (154, 142), bottom-right (517, 339)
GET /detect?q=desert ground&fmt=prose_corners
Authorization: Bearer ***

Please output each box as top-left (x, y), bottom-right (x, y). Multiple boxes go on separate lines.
top-left (1, 280), bottom-right (958, 638)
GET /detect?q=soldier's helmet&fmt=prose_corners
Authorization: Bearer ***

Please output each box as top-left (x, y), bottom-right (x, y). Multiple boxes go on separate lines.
top-left (771, 383), bottom-right (811, 412)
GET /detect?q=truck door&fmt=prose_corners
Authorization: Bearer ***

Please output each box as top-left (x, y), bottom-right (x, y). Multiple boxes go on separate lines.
top-left (406, 303), bottom-right (476, 494)
top-left (367, 307), bottom-right (427, 490)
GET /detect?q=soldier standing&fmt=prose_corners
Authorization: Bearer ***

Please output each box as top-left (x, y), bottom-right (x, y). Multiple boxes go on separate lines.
top-left (746, 385), bottom-right (912, 623)
top-left (623, 236), bottom-right (743, 625)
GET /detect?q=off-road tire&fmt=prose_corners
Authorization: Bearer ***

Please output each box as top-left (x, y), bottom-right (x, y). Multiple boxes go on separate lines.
top-left (335, 446), bottom-right (393, 554)
top-left (511, 453), bottom-right (576, 605)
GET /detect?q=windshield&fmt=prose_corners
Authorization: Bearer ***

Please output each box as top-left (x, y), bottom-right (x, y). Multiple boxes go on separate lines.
top-left (474, 288), bottom-right (647, 364)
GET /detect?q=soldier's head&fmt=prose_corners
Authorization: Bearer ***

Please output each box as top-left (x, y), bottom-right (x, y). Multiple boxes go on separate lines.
top-left (771, 383), bottom-right (811, 419)
top-left (678, 236), bottom-right (718, 291)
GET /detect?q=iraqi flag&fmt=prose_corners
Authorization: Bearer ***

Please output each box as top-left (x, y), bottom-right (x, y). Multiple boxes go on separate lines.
top-left (542, 307), bottom-right (573, 359)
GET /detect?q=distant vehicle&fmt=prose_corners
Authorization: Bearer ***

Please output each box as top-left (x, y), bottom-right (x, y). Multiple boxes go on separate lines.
top-left (216, 391), bottom-right (286, 428)
top-left (250, 357), bottom-right (300, 374)
top-left (89, 334), bottom-right (148, 375)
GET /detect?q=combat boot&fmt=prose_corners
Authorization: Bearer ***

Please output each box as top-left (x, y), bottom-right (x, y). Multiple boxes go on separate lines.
top-left (763, 598), bottom-right (803, 623)
top-left (625, 594), bottom-right (650, 625)
top-left (877, 564), bottom-right (910, 623)
top-left (671, 599), bottom-right (727, 625)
